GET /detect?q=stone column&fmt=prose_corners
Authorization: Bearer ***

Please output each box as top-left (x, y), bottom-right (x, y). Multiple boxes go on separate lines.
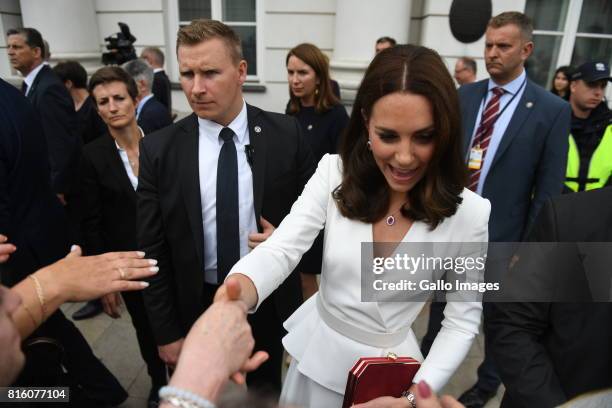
top-left (20, 0), bottom-right (100, 68)
top-left (331, 0), bottom-right (412, 106)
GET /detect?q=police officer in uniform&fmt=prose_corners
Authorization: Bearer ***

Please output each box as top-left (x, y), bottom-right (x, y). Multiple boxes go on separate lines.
top-left (565, 61), bottom-right (612, 192)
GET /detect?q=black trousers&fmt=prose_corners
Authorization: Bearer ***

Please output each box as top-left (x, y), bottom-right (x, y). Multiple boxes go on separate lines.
top-left (202, 283), bottom-right (285, 396)
top-left (16, 310), bottom-right (128, 407)
top-left (121, 290), bottom-right (167, 390)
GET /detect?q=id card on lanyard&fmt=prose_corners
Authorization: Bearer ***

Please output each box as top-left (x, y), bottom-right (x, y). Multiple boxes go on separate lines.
top-left (468, 146), bottom-right (484, 170)
top-left (467, 78), bottom-right (527, 171)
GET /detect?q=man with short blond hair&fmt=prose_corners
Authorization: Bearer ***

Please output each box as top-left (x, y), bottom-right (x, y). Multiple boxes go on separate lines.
top-left (138, 19), bottom-right (315, 392)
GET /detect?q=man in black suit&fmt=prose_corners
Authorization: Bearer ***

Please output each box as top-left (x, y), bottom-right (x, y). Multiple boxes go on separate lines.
top-left (487, 187), bottom-right (612, 407)
top-left (0, 77), bottom-right (128, 406)
top-left (6, 28), bottom-right (80, 202)
top-left (141, 46), bottom-right (172, 114)
top-left (138, 19), bottom-right (314, 393)
top-left (123, 58), bottom-right (173, 135)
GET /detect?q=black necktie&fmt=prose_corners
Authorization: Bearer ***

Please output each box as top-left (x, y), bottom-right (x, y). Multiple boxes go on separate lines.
top-left (216, 127), bottom-right (240, 283)
top-left (21, 81), bottom-right (28, 95)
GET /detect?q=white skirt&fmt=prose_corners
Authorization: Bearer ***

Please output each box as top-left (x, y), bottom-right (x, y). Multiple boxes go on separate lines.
top-left (280, 359), bottom-right (344, 408)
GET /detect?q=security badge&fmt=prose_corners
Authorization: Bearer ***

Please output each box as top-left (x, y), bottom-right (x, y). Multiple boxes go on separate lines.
top-left (468, 145), bottom-right (483, 170)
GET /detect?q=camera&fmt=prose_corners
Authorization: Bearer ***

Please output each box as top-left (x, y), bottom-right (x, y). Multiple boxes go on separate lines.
top-left (101, 22), bottom-right (137, 66)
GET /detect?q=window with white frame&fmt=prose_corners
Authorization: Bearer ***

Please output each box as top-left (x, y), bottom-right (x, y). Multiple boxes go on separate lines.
top-left (177, 0), bottom-right (258, 77)
top-left (525, 0), bottom-right (612, 89)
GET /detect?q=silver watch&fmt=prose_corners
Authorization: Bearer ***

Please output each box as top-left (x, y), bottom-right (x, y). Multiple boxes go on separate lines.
top-left (401, 390), bottom-right (417, 408)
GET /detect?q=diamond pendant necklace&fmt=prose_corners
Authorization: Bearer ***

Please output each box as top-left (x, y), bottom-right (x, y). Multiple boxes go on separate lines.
top-left (385, 203), bottom-right (406, 226)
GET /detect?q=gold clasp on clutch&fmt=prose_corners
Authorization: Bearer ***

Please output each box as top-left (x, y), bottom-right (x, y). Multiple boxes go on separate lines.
top-left (386, 352), bottom-right (398, 360)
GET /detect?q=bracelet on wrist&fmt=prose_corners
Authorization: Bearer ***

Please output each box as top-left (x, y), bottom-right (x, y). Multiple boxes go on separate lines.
top-left (401, 390), bottom-right (417, 408)
top-left (159, 386), bottom-right (216, 408)
top-left (28, 274), bottom-right (47, 321)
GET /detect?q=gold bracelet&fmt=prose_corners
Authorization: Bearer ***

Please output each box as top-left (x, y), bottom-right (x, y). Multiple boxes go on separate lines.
top-left (22, 302), bottom-right (40, 328)
top-left (28, 274), bottom-right (47, 321)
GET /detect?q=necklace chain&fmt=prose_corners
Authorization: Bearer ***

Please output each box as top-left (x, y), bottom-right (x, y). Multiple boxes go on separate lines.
top-left (385, 203), bottom-right (406, 227)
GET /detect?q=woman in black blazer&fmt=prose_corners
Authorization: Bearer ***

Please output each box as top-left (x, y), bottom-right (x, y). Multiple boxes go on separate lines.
top-left (73, 66), bottom-right (166, 406)
top-left (285, 43), bottom-right (349, 299)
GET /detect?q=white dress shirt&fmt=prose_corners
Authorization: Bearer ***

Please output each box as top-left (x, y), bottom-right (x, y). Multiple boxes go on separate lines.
top-left (199, 101), bottom-right (257, 284)
top-left (468, 70), bottom-right (527, 195)
top-left (114, 127), bottom-right (145, 191)
top-left (22, 63), bottom-right (45, 96)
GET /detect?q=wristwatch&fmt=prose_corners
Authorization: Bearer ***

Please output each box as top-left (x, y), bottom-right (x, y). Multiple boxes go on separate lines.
top-left (401, 390), bottom-right (416, 408)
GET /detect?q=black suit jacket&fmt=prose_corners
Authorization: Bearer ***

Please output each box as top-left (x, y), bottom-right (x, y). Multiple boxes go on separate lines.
top-left (459, 78), bottom-right (570, 242)
top-left (0, 78), bottom-right (68, 285)
top-left (26, 64), bottom-right (81, 194)
top-left (152, 70), bottom-right (171, 113)
top-left (137, 105), bottom-right (315, 345)
top-left (73, 134), bottom-right (138, 255)
top-left (487, 187), bottom-right (612, 408)
top-left (138, 96), bottom-right (173, 135)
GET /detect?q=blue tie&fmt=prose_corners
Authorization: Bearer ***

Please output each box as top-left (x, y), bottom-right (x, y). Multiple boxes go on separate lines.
top-left (216, 127), bottom-right (240, 283)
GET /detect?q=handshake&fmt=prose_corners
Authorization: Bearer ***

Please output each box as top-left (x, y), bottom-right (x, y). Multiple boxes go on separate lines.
top-left (161, 276), bottom-right (268, 403)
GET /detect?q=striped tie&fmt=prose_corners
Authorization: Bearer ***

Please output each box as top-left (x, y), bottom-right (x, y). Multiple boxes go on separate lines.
top-left (468, 87), bottom-right (505, 192)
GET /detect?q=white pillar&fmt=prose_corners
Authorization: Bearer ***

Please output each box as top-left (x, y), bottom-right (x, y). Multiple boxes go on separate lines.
top-left (331, 0), bottom-right (412, 106)
top-left (20, 0), bottom-right (100, 66)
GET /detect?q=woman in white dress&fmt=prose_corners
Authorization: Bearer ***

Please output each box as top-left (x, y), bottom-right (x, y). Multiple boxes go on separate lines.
top-left (215, 44), bottom-right (491, 407)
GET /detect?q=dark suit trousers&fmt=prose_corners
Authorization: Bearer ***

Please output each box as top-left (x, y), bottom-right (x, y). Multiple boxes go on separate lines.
top-left (17, 310), bottom-right (128, 406)
top-left (203, 283), bottom-right (284, 396)
top-left (121, 290), bottom-right (167, 389)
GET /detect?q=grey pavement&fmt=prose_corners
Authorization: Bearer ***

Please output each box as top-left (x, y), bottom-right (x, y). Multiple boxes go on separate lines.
top-left (63, 301), bottom-right (502, 408)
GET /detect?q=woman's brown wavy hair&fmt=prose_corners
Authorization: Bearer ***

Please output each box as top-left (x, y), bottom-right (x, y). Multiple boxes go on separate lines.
top-left (286, 43), bottom-right (339, 114)
top-left (333, 45), bottom-right (467, 229)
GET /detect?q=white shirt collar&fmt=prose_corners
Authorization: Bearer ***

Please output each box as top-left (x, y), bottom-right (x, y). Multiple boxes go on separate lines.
top-left (197, 100), bottom-right (248, 145)
top-left (114, 127), bottom-right (145, 151)
top-left (153, 68), bottom-right (163, 73)
top-left (136, 94), bottom-right (154, 119)
top-left (24, 63), bottom-right (45, 92)
top-left (488, 69), bottom-right (526, 95)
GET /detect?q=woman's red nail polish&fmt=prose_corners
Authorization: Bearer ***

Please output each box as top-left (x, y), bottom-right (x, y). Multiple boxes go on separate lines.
top-left (418, 380), bottom-right (432, 398)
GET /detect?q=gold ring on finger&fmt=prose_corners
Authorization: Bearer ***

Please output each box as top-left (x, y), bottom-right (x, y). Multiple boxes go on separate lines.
top-left (118, 267), bottom-right (126, 280)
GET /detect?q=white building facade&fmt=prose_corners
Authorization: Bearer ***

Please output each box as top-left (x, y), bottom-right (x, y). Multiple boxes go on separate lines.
top-left (1, 0), bottom-right (610, 113)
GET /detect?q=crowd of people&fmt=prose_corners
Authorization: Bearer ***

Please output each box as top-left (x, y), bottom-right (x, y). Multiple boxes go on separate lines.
top-left (1, 8), bottom-right (611, 408)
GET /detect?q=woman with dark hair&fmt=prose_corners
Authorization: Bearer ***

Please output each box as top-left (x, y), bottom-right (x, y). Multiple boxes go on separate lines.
top-left (550, 66), bottom-right (572, 100)
top-left (286, 43), bottom-right (349, 298)
top-left (72, 66), bottom-right (167, 406)
top-left (217, 45), bottom-right (490, 406)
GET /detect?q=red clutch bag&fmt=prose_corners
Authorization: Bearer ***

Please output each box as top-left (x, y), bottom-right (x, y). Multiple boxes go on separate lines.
top-left (342, 354), bottom-right (421, 408)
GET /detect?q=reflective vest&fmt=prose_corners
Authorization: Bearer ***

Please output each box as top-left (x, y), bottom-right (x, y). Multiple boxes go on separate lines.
top-left (565, 124), bottom-right (612, 192)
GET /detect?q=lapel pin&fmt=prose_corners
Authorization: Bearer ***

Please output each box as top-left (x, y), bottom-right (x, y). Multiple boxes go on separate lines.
top-left (307, 124), bottom-right (313, 130)
top-left (526, 102), bottom-right (533, 108)
top-left (254, 126), bottom-right (261, 133)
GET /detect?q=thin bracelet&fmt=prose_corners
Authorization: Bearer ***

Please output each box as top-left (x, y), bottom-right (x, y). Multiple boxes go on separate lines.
top-left (28, 274), bottom-right (47, 321)
top-left (159, 386), bottom-right (216, 408)
top-left (22, 302), bottom-right (40, 327)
